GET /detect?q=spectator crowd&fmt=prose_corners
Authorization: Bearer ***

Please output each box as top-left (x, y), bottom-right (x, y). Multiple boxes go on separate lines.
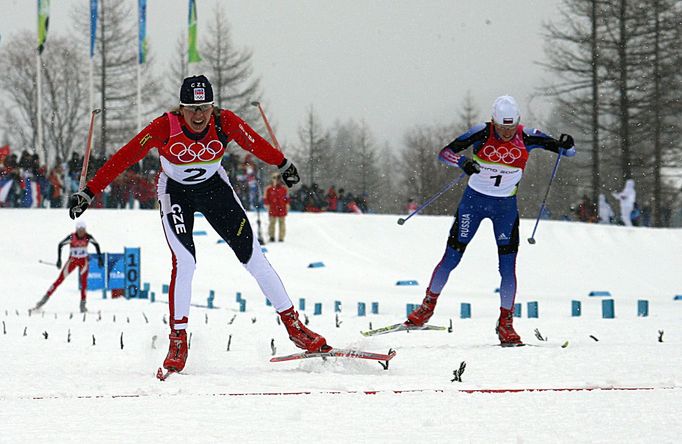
top-left (1, 148), bottom-right (371, 214)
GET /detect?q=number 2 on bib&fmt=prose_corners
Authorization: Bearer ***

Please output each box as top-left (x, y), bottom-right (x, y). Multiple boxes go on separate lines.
top-left (184, 168), bottom-right (207, 182)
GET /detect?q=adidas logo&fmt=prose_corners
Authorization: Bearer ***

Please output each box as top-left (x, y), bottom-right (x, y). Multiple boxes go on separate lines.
top-left (497, 233), bottom-right (508, 240)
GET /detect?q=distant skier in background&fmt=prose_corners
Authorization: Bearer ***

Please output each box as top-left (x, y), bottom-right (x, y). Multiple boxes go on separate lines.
top-left (405, 95), bottom-right (576, 346)
top-left (598, 193), bottom-right (614, 224)
top-left (263, 173), bottom-right (290, 242)
top-left (32, 220), bottom-right (103, 314)
top-left (67, 75), bottom-right (330, 374)
top-left (612, 179), bottom-right (636, 226)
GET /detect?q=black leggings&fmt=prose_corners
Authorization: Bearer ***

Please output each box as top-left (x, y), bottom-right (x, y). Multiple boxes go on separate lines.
top-left (160, 172), bottom-right (254, 264)
top-left (157, 169), bottom-right (293, 329)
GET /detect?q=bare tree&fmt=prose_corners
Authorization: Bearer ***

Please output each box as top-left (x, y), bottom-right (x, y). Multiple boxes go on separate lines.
top-left (398, 94), bottom-right (485, 216)
top-left (399, 124), bottom-right (454, 216)
top-left (72, 0), bottom-right (161, 157)
top-left (200, 4), bottom-right (262, 123)
top-left (374, 143), bottom-right (401, 213)
top-left (541, 0), bottom-right (682, 226)
top-left (0, 32), bottom-right (88, 166)
top-left (294, 106), bottom-right (329, 186)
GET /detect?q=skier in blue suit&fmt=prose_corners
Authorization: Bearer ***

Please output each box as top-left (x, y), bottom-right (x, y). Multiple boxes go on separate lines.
top-left (406, 95), bottom-right (576, 346)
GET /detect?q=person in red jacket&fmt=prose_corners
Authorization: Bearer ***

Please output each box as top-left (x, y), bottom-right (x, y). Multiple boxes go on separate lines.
top-left (32, 220), bottom-right (103, 314)
top-left (264, 173), bottom-right (290, 242)
top-left (326, 185), bottom-right (338, 212)
top-left (67, 75), bottom-right (329, 374)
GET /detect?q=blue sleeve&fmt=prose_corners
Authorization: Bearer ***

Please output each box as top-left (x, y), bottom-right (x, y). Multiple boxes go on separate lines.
top-left (439, 123), bottom-right (488, 167)
top-left (522, 127), bottom-right (575, 156)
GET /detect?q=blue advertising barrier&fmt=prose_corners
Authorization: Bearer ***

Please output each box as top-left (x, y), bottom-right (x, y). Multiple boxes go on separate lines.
top-left (460, 302), bottom-right (471, 319)
top-left (108, 253), bottom-right (125, 290)
top-left (396, 280), bottom-right (418, 286)
top-left (85, 254), bottom-right (107, 290)
top-left (82, 248), bottom-right (140, 298)
top-left (527, 301), bottom-right (539, 318)
top-left (602, 299), bottom-right (615, 319)
top-left (571, 300), bottom-right (581, 317)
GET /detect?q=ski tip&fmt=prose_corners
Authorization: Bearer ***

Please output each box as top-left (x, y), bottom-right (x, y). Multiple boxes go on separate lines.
top-left (156, 367), bottom-right (173, 381)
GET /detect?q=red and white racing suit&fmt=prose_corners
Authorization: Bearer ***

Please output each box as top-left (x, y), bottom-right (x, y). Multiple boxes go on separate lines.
top-left (46, 232), bottom-right (101, 301)
top-left (87, 109), bottom-right (295, 330)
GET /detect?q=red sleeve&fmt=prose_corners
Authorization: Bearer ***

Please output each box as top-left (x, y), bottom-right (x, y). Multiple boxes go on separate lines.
top-left (87, 115), bottom-right (170, 194)
top-left (221, 110), bottom-right (285, 166)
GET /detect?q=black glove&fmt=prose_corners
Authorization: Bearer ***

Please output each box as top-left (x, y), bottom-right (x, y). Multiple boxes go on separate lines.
top-left (56, 259), bottom-right (62, 269)
top-left (278, 158), bottom-right (300, 188)
top-left (68, 187), bottom-right (94, 220)
top-left (558, 133), bottom-right (574, 149)
top-left (97, 255), bottom-right (104, 268)
top-left (460, 158), bottom-right (481, 175)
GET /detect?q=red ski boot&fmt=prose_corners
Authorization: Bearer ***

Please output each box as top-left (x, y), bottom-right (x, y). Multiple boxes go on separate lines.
top-left (279, 307), bottom-right (329, 352)
top-left (406, 290), bottom-right (440, 326)
top-left (496, 307), bottom-right (523, 346)
top-left (163, 329), bottom-right (189, 371)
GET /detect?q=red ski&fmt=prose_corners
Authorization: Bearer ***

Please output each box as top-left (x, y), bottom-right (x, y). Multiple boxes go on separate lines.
top-left (270, 348), bottom-right (396, 363)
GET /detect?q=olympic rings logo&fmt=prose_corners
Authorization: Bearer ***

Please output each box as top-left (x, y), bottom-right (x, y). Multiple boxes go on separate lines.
top-left (169, 140), bottom-right (223, 163)
top-left (481, 144), bottom-right (523, 164)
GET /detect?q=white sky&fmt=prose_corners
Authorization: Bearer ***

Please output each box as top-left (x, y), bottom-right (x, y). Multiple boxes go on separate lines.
top-left (0, 0), bottom-right (562, 149)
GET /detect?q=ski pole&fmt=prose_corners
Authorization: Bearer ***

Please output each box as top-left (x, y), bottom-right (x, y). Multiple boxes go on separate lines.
top-left (397, 173), bottom-right (467, 225)
top-left (255, 169), bottom-right (266, 245)
top-left (38, 259), bottom-right (56, 266)
top-left (251, 101), bottom-right (282, 150)
top-left (527, 152), bottom-right (562, 245)
top-left (79, 108), bottom-right (102, 190)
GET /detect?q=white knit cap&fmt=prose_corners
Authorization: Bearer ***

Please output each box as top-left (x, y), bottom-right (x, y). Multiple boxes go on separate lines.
top-left (492, 95), bottom-right (520, 125)
top-left (75, 220), bottom-right (86, 230)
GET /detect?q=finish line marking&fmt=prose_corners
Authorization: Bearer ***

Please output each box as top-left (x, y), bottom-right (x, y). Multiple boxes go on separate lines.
top-left (15, 386), bottom-right (680, 401)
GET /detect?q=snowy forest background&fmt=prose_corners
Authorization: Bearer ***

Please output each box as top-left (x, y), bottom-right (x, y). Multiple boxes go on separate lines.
top-left (0, 0), bottom-right (681, 225)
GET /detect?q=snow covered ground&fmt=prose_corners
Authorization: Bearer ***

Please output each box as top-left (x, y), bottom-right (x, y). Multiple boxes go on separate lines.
top-left (1, 209), bottom-right (680, 443)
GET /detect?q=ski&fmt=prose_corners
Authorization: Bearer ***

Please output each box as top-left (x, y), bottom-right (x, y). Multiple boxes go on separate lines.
top-left (360, 323), bottom-right (447, 337)
top-left (156, 367), bottom-right (177, 381)
top-left (270, 348), bottom-right (397, 363)
top-left (493, 341), bottom-right (569, 348)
